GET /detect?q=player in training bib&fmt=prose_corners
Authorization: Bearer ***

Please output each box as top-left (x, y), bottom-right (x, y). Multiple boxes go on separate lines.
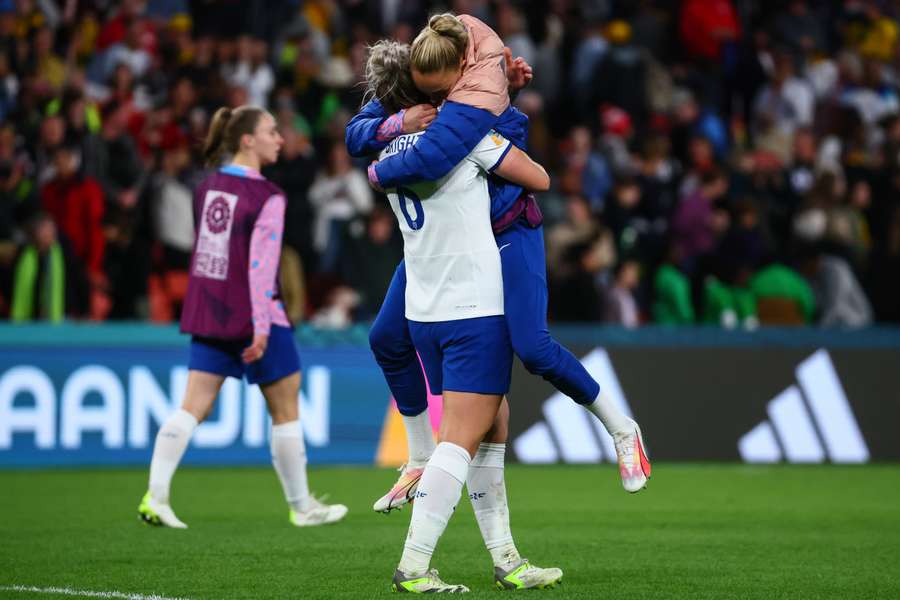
top-left (364, 40), bottom-right (563, 593)
top-left (137, 105), bottom-right (347, 529)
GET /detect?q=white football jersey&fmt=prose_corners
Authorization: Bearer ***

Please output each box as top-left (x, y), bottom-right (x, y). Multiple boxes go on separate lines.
top-left (380, 130), bottom-right (512, 322)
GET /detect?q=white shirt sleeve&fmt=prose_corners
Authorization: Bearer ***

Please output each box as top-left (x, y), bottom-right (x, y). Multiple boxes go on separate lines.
top-left (467, 131), bottom-right (513, 173)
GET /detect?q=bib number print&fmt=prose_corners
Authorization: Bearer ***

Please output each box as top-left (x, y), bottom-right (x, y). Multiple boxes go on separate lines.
top-left (194, 190), bottom-right (238, 280)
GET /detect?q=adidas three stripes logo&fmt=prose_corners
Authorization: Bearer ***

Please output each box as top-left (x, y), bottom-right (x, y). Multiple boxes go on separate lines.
top-left (513, 348), bottom-right (869, 465)
top-left (739, 349), bottom-right (869, 464)
top-left (514, 349), bottom-right (631, 464)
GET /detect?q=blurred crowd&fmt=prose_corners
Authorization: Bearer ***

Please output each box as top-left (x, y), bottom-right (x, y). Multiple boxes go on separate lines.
top-left (1, 0), bottom-right (899, 329)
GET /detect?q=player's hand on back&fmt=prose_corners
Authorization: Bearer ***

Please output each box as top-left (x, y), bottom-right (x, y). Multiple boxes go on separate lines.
top-left (367, 161), bottom-right (384, 192)
top-left (504, 47), bottom-right (533, 92)
top-left (402, 104), bottom-right (437, 133)
top-left (242, 333), bottom-right (269, 363)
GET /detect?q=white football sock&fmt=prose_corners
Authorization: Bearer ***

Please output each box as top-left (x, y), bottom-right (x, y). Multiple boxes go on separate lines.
top-left (585, 391), bottom-right (632, 435)
top-left (271, 420), bottom-right (312, 513)
top-left (148, 408), bottom-right (198, 503)
top-left (398, 442), bottom-right (471, 575)
top-left (468, 443), bottom-right (521, 568)
top-left (403, 410), bottom-right (436, 469)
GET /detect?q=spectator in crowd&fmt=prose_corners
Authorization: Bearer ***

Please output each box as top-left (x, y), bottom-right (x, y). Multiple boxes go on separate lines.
top-left (797, 245), bottom-right (873, 328)
top-left (0, 51), bottom-right (18, 122)
top-left (825, 177), bottom-right (871, 269)
top-left (31, 26), bottom-right (65, 92)
top-left (223, 35), bottom-right (274, 109)
top-left (10, 211), bottom-right (63, 321)
top-left (0, 123), bottom-right (32, 249)
top-left (339, 203), bottom-right (403, 319)
top-left (58, 88), bottom-right (103, 179)
top-left (559, 126), bottom-right (611, 212)
top-left (308, 140), bottom-right (372, 272)
top-left (264, 120), bottom-right (317, 271)
top-left (716, 199), bottom-right (770, 282)
top-left (549, 233), bottom-right (614, 322)
top-left (590, 21), bottom-right (649, 127)
top-left (95, 101), bottom-right (144, 205)
top-left (102, 18), bottom-right (153, 81)
top-left (749, 262), bottom-right (816, 325)
top-left (151, 132), bottom-right (193, 270)
top-left (40, 142), bottom-right (104, 287)
top-left (777, 127), bottom-right (818, 234)
top-left (605, 258), bottom-right (641, 328)
top-left (653, 245), bottom-right (694, 325)
top-left (597, 104), bottom-right (634, 178)
top-left (545, 194), bottom-right (601, 272)
top-left (671, 168), bottom-right (731, 272)
top-left (679, 0), bottom-right (740, 64)
top-left (495, 3), bottom-right (534, 71)
top-left (773, 1), bottom-right (826, 61)
top-left (702, 274), bottom-right (757, 329)
top-left (33, 112), bottom-right (66, 184)
top-left (752, 50), bottom-right (815, 142)
top-left (0, 1), bottom-right (897, 328)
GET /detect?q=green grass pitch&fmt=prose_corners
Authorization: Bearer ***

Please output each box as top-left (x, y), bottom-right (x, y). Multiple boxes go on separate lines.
top-left (2, 464), bottom-right (899, 599)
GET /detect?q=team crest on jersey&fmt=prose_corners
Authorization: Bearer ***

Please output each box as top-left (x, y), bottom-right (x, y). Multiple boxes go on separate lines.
top-left (194, 190), bottom-right (238, 280)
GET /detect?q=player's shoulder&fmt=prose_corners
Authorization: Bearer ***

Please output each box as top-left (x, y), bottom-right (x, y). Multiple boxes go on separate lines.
top-left (259, 179), bottom-right (286, 200)
top-left (485, 130), bottom-right (507, 146)
top-left (222, 172), bottom-right (285, 201)
top-left (469, 129), bottom-right (509, 154)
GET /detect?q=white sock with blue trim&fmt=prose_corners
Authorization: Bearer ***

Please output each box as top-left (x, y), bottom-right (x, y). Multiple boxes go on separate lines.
top-left (398, 442), bottom-right (471, 575)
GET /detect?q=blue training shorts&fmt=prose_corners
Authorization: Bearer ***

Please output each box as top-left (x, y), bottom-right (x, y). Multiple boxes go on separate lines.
top-left (188, 325), bottom-right (301, 385)
top-left (408, 315), bottom-right (513, 395)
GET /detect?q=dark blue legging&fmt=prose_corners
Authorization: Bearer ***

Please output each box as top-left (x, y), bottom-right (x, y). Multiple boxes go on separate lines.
top-left (369, 221), bottom-right (599, 416)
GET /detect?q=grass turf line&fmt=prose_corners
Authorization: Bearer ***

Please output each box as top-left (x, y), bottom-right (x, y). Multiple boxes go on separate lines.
top-left (2, 465), bottom-right (899, 599)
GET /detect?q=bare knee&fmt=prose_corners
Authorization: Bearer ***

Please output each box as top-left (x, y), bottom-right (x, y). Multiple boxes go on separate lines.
top-left (439, 392), bottom-right (504, 457)
top-left (268, 400), bottom-right (298, 425)
top-left (261, 373), bottom-right (301, 425)
top-left (181, 402), bottom-right (212, 423)
top-left (181, 371), bottom-right (225, 422)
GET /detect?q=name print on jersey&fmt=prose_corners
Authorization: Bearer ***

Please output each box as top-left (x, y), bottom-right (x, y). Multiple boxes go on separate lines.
top-left (194, 190), bottom-right (238, 280)
top-left (384, 131), bottom-right (422, 155)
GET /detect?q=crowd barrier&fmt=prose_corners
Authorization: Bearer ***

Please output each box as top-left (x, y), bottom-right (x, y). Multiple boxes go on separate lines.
top-left (1, 324), bottom-right (897, 467)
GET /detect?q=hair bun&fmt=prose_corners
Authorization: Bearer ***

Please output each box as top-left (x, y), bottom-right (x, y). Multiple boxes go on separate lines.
top-left (429, 14), bottom-right (463, 37)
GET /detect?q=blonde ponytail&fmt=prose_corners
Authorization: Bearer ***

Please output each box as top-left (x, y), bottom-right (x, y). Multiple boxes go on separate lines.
top-left (410, 13), bottom-right (468, 74)
top-left (203, 107), bottom-right (232, 166)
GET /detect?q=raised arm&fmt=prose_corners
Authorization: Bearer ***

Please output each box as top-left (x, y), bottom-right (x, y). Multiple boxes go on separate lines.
top-left (371, 100), bottom-right (499, 188)
top-left (344, 99), bottom-right (391, 157)
top-left (346, 99), bottom-right (439, 158)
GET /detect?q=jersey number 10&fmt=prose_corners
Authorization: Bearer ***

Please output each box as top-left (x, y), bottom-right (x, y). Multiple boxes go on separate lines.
top-left (398, 187), bottom-right (424, 230)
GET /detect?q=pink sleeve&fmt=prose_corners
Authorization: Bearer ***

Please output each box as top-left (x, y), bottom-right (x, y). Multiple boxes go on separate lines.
top-left (376, 110), bottom-right (405, 141)
top-left (447, 15), bottom-right (510, 116)
top-left (248, 194), bottom-right (285, 336)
